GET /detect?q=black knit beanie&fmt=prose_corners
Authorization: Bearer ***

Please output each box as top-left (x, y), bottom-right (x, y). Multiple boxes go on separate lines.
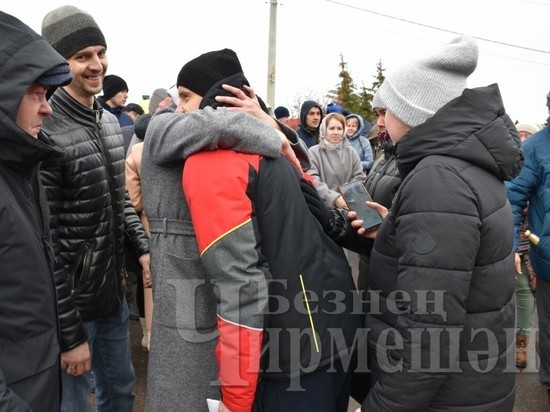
top-left (274, 106), bottom-right (290, 119)
top-left (41, 5), bottom-right (106, 59)
top-left (102, 75), bottom-right (128, 101)
top-left (176, 48), bottom-right (243, 97)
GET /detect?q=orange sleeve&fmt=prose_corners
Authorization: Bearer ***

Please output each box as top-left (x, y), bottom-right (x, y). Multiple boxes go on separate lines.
top-left (183, 150), bottom-right (266, 412)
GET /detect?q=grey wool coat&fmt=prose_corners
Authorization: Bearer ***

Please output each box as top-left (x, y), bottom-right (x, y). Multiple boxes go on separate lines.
top-left (141, 107), bottom-right (287, 411)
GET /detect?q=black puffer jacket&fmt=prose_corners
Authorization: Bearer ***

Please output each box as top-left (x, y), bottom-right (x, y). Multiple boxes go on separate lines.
top-left (364, 142), bottom-right (401, 210)
top-left (41, 88), bottom-right (149, 351)
top-left (358, 142), bottom-right (402, 290)
top-left (363, 85), bottom-right (522, 411)
top-left (0, 11), bottom-right (66, 410)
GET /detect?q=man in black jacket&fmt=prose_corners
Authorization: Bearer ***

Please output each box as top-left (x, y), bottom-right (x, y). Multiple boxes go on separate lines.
top-left (297, 100), bottom-right (323, 148)
top-left (40, 5), bottom-right (150, 412)
top-left (0, 11), bottom-right (73, 411)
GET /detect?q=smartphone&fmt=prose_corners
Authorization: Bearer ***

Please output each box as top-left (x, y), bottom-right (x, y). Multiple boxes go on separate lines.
top-left (339, 181), bottom-right (383, 230)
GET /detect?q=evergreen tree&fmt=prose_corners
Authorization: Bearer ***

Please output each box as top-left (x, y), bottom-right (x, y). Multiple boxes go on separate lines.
top-left (327, 55), bottom-right (386, 123)
top-left (370, 59), bottom-right (385, 94)
top-left (362, 60), bottom-right (386, 123)
top-left (335, 54), bottom-right (359, 109)
top-left (357, 84), bottom-right (375, 124)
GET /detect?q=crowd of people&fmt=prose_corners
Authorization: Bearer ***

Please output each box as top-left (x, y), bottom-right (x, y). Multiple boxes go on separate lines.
top-left (1, 5), bottom-right (549, 412)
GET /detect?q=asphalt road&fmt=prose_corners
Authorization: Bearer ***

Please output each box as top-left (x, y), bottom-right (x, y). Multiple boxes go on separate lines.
top-left (128, 318), bottom-right (549, 412)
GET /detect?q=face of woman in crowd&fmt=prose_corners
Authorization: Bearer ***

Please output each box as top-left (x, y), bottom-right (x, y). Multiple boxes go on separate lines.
top-left (518, 131), bottom-right (532, 143)
top-left (326, 117), bottom-right (345, 144)
top-left (345, 118), bottom-right (359, 137)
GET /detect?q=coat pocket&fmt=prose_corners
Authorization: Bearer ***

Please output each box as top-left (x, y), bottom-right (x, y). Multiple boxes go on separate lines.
top-left (0, 328), bottom-right (58, 385)
top-left (69, 242), bottom-right (92, 295)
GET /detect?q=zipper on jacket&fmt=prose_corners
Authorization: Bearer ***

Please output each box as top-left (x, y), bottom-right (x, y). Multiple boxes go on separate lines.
top-left (70, 242), bottom-right (92, 293)
top-left (28, 164), bottom-right (53, 263)
top-left (93, 109), bottom-right (120, 297)
top-left (29, 164), bottom-right (58, 294)
top-left (29, 163), bottom-right (63, 344)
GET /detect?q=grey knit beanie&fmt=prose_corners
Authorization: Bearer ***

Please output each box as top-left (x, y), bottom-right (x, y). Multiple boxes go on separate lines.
top-left (148, 88), bottom-right (169, 114)
top-left (373, 35), bottom-right (478, 128)
top-left (41, 5), bottom-right (106, 59)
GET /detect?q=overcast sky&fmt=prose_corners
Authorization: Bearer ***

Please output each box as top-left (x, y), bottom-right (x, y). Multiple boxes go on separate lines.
top-left (4, 0), bottom-right (550, 124)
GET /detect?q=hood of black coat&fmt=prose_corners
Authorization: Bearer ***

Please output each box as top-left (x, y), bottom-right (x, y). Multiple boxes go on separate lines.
top-left (199, 72), bottom-right (270, 114)
top-left (395, 84), bottom-right (523, 181)
top-left (0, 12), bottom-right (66, 166)
top-left (200, 72), bottom-right (250, 110)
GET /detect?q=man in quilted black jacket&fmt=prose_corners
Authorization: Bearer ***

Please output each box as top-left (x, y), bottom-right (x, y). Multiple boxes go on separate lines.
top-left (40, 5), bottom-right (150, 412)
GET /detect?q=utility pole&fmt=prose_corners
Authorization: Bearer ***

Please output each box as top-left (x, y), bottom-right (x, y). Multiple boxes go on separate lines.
top-left (266, 0), bottom-right (278, 110)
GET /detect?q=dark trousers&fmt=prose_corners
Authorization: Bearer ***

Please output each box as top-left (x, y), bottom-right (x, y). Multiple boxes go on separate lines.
top-left (125, 245), bottom-right (143, 318)
top-left (536, 277), bottom-right (550, 391)
top-left (256, 358), bottom-right (351, 412)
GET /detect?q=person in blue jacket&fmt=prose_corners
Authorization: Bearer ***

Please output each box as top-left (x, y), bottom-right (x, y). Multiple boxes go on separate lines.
top-left (506, 111), bottom-right (550, 405)
top-left (345, 113), bottom-right (373, 174)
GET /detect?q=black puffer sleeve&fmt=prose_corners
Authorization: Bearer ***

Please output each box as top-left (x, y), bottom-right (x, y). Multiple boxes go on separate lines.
top-left (329, 208), bottom-right (374, 255)
top-left (124, 190), bottom-right (149, 256)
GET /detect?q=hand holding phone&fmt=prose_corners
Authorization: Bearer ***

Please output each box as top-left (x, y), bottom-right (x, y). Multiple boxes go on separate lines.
top-left (339, 181), bottom-right (383, 230)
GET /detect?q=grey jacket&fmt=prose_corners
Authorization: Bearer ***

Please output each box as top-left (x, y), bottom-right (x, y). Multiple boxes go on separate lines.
top-left (141, 108), bottom-right (284, 411)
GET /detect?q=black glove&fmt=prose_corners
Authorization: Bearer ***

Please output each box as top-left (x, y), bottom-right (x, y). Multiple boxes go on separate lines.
top-left (299, 178), bottom-right (333, 233)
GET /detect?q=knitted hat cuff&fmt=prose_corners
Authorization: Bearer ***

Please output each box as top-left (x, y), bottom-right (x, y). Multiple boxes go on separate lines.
top-left (376, 79), bottom-right (435, 127)
top-left (177, 66), bottom-right (214, 97)
top-left (52, 27), bottom-right (107, 59)
top-left (372, 35), bottom-right (478, 128)
top-left (51, 26), bottom-right (106, 59)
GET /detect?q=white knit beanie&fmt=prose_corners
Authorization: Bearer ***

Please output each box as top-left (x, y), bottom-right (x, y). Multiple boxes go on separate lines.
top-left (373, 35), bottom-right (479, 128)
top-left (515, 123), bottom-right (540, 136)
